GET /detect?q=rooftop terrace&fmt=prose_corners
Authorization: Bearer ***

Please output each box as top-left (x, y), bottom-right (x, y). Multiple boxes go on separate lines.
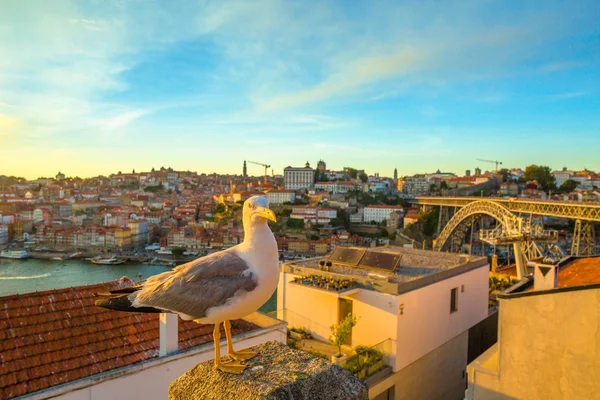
top-left (282, 246), bottom-right (487, 294)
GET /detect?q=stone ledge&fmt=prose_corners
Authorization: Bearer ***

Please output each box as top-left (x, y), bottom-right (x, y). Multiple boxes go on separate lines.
top-left (169, 341), bottom-right (368, 400)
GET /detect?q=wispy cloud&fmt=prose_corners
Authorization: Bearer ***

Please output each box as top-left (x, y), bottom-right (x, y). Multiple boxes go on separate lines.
top-left (545, 91), bottom-right (588, 101)
top-left (94, 110), bottom-right (150, 131)
top-left (539, 60), bottom-right (586, 73)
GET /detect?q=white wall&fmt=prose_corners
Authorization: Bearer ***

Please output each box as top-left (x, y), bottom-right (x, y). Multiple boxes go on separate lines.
top-left (349, 289), bottom-right (398, 347)
top-left (395, 265), bottom-right (489, 371)
top-left (283, 277), bottom-right (339, 341)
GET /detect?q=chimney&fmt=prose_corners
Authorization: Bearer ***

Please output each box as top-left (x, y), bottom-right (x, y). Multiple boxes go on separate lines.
top-left (159, 313), bottom-right (179, 356)
top-left (532, 262), bottom-right (559, 291)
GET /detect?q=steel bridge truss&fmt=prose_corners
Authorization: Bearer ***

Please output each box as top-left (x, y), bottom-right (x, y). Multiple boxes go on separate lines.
top-left (433, 201), bottom-right (572, 278)
top-left (416, 197), bottom-right (600, 222)
top-left (420, 197), bottom-right (598, 259)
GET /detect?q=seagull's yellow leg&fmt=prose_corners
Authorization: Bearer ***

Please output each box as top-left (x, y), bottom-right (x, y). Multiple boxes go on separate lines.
top-left (224, 320), bottom-right (256, 361)
top-left (214, 322), bottom-right (246, 374)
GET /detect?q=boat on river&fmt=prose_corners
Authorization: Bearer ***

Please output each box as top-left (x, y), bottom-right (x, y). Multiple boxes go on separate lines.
top-left (90, 257), bottom-right (125, 265)
top-left (1, 250), bottom-right (29, 259)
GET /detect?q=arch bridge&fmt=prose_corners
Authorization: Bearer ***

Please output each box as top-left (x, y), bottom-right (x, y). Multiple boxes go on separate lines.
top-left (413, 197), bottom-right (600, 278)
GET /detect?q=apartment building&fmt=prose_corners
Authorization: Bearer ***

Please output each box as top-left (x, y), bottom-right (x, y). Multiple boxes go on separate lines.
top-left (264, 189), bottom-right (296, 204)
top-left (399, 175), bottom-right (430, 197)
top-left (276, 246), bottom-right (489, 399)
top-left (290, 206), bottom-right (337, 224)
top-left (363, 205), bottom-right (404, 224)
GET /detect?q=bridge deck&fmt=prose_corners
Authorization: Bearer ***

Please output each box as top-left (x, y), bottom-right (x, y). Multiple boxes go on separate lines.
top-left (414, 197), bottom-right (600, 222)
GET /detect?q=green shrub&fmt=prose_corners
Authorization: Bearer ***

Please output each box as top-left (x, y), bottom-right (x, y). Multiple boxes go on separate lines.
top-left (290, 326), bottom-right (312, 339)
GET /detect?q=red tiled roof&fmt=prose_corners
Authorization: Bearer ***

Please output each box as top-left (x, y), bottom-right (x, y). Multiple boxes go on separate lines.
top-left (555, 257), bottom-right (600, 288)
top-left (0, 282), bottom-right (257, 399)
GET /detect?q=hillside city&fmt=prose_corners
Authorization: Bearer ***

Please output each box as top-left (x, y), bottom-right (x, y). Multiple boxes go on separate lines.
top-left (1, 161), bottom-right (598, 259)
top-left (2, 161), bottom-right (600, 400)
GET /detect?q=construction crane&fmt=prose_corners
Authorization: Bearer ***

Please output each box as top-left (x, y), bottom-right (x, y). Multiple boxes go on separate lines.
top-left (247, 160), bottom-right (271, 184)
top-left (476, 158), bottom-right (503, 172)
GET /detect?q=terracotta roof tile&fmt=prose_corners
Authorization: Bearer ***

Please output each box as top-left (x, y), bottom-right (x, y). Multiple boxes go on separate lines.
top-left (0, 281), bottom-right (258, 399)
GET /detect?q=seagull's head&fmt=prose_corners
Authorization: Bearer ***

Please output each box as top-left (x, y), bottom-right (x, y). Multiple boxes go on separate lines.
top-left (243, 196), bottom-right (277, 226)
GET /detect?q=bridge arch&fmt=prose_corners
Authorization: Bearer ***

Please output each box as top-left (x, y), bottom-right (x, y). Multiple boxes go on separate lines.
top-left (433, 200), bottom-right (520, 252)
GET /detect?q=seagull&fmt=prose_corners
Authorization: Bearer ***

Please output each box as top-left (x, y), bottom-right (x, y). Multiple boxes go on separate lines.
top-left (96, 195), bottom-right (278, 374)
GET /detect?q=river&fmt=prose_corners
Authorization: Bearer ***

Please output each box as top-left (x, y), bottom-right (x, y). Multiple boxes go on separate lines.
top-left (0, 258), bottom-right (277, 312)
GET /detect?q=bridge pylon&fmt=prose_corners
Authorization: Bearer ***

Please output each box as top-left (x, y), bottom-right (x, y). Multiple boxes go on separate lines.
top-left (571, 220), bottom-right (596, 256)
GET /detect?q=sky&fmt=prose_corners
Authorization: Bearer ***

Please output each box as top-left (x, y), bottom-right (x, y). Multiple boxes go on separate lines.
top-left (1, 0), bottom-right (599, 179)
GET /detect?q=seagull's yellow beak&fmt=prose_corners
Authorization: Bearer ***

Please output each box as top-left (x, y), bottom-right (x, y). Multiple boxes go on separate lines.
top-left (255, 207), bottom-right (277, 222)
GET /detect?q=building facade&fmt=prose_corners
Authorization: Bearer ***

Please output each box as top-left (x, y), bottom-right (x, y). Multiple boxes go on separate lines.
top-left (363, 205), bottom-right (404, 224)
top-left (264, 190), bottom-right (296, 204)
top-left (284, 163), bottom-right (314, 191)
top-left (276, 247), bottom-right (489, 400)
top-left (400, 175), bottom-right (430, 197)
top-left (467, 257), bottom-right (600, 400)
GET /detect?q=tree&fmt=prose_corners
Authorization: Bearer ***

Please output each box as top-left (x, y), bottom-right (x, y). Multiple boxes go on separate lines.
top-left (440, 181), bottom-right (449, 190)
top-left (287, 218), bottom-right (305, 229)
top-left (358, 172), bottom-right (368, 183)
top-left (214, 203), bottom-right (227, 214)
top-left (171, 247), bottom-right (186, 258)
top-left (497, 168), bottom-right (510, 182)
top-left (347, 168), bottom-right (358, 179)
top-left (524, 165), bottom-right (556, 192)
top-left (559, 179), bottom-right (579, 193)
top-left (279, 208), bottom-right (293, 217)
top-left (329, 314), bottom-right (357, 356)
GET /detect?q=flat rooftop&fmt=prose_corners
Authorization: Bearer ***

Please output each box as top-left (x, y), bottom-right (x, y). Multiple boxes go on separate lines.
top-left (283, 246), bottom-right (487, 291)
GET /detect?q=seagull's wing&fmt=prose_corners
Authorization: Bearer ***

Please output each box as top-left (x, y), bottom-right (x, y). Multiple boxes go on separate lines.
top-left (130, 250), bottom-right (256, 319)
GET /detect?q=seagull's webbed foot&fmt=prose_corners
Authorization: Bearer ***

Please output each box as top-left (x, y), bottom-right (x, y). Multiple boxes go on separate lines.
top-left (217, 359), bottom-right (247, 374)
top-left (229, 349), bottom-right (257, 361)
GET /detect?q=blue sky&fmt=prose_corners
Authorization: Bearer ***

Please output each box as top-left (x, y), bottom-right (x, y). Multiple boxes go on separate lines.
top-left (1, 0), bottom-right (599, 179)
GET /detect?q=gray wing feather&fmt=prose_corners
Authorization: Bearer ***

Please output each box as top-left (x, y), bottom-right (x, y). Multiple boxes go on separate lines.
top-left (132, 250), bottom-right (256, 318)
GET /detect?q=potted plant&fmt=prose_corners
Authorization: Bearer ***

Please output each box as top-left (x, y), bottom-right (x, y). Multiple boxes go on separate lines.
top-left (329, 314), bottom-right (357, 363)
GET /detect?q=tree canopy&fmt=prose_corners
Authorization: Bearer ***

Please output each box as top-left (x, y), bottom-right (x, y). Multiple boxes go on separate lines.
top-left (559, 179), bottom-right (579, 193)
top-left (524, 165), bottom-right (556, 192)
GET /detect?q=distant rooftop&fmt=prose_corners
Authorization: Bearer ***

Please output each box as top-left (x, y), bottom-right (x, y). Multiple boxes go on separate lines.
top-left (282, 246), bottom-right (487, 294)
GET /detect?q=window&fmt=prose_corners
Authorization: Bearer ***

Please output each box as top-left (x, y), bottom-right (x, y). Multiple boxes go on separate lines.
top-left (450, 287), bottom-right (459, 313)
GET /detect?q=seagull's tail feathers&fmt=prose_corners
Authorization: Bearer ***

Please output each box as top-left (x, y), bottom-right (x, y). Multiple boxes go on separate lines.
top-left (95, 292), bottom-right (163, 314)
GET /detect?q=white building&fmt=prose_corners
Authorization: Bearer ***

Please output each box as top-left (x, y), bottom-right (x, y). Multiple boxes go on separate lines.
top-left (314, 181), bottom-right (356, 194)
top-left (0, 225), bottom-right (8, 245)
top-left (363, 205), bottom-right (404, 224)
top-left (284, 162), bottom-right (314, 191)
top-left (265, 190), bottom-right (296, 204)
top-left (552, 167), bottom-right (574, 188)
top-left (276, 246), bottom-right (489, 400)
top-left (290, 206), bottom-right (337, 225)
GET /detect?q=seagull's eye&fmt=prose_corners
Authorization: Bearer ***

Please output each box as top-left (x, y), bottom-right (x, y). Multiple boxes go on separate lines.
top-left (248, 204), bottom-right (253, 209)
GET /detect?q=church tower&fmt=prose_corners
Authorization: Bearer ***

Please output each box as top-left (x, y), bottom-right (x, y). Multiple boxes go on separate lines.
top-left (243, 160), bottom-right (247, 177)
top-left (393, 168), bottom-right (398, 181)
